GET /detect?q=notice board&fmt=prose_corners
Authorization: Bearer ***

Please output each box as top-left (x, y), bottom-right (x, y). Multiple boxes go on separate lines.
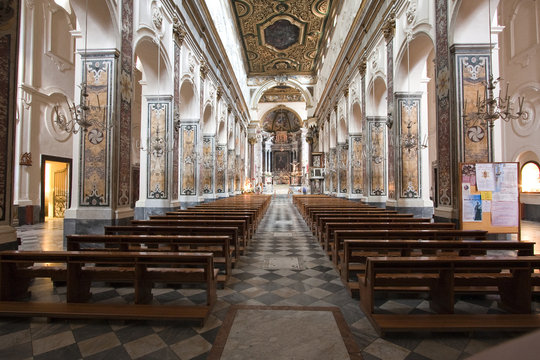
top-left (459, 162), bottom-right (520, 239)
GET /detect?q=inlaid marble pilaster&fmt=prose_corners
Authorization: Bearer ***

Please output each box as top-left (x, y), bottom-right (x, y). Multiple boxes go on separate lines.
top-left (330, 148), bottom-right (337, 193)
top-left (435, 0), bottom-right (452, 207)
top-left (367, 117), bottom-right (387, 197)
top-left (172, 25), bottom-right (181, 200)
top-left (385, 21), bottom-right (396, 200)
top-left (146, 97), bottom-right (172, 199)
top-left (216, 145), bottom-right (226, 194)
top-left (228, 150), bottom-right (235, 194)
top-left (350, 135), bottom-right (363, 194)
top-left (235, 155), bottom-right (241, 192)
top-left (202, 136), bottom-right (214, 194)
top-left (452, 46), bottom-right (492, 163)
top-left (180, 124), bottom-right (197, 196)
top-left (396, 94), bottom-right (421, 199)
top-left (338, 144), bottom-right (348, 194)
top-left (79, 51), bottom-right (118, 207)
top-left (360, 61), bottom-right (368, 196)
top-left (118, 0), bottom-right (133, 207)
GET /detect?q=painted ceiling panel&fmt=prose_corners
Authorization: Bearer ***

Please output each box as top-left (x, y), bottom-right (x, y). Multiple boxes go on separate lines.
top-left (231, 0), bottom-right (333, 76)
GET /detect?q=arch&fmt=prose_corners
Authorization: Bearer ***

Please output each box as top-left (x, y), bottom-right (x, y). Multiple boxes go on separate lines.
top-left (450, 0), bottom-right (493, 45)
top-left (179, 80), bottom-right (199, 121)
top-left (250, 79), bottom-right (314, 110)
top-left (521, 161), bottom-right (540, 193)
top-left (202, 104), bottom-right (215, 135)
top-left (368, 75), bottom-right (387, 117)
top-left (260, 105), bottom-right (303, 133)
top-left (337, 116), bottom-right (348, 144)
top-left (395, 32), bottom-right (435, 93)
top-left (133, 36), bottom-right (173, 94)
top-left (71, 0), bottom-right (119, 49)
top-left (350, 101), bottom-right (362, 134)
top-left (217, 119), bottom-right (227, 145)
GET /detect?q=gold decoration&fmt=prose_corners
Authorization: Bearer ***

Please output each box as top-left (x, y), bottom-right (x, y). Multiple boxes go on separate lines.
top-left (20, 152), bottom-right (32, 166)
top-left (230, 0), bottom-right (334, 75)
top-left (382, 13), bottom-right (396, 42)
top-left (173, 18), bottom-right (187, 45)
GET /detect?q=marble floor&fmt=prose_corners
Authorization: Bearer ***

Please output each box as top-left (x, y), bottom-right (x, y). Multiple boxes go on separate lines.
top-left (3, 198), bottom-right (540, 359)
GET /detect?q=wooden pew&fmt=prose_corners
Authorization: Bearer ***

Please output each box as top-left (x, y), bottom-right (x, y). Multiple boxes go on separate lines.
top-left (151, 214), bottom-right (255, 239)
top-left (0, 250), bottom-right (218, 324)
top-left (66, 234), bottom-right (232, 285)
top-left (131, 219), bottom-right (250, 252)
top-left (313, 213), bottom-right (415, 234)
top-left (321, 220), bottom-right (447, 249)
top-left (104, 225), bottom-right (241, 261)
top-left (357, 255), bottom-right (540, 335)
top-left (306, 208), bottom-right (399, 228)
top-left (332, 229), bottom-right (488, 266)
top-left (340, 239), bottom-right (536, 296)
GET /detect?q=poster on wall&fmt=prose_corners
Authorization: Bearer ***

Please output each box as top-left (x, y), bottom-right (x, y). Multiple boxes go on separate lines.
top-left (459, 162), bottom-right (520, 238)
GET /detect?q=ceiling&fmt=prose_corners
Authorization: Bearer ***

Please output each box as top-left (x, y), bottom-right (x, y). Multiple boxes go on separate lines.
top-left (231, 0), bottom-right (334, 76)
top-left (259, 85), bottom-right (304, 103)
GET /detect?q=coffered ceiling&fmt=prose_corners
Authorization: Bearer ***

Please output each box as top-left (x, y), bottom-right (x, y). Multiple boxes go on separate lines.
top-left (231, 0), bottom-right (334, 76)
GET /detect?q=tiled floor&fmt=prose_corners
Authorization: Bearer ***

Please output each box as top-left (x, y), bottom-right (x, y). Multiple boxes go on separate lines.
top-left (3, 197), bottom-right (540, 359)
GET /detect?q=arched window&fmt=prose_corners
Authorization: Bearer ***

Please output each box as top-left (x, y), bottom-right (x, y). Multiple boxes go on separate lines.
top-left (521, 162), bottom-right (540, 193)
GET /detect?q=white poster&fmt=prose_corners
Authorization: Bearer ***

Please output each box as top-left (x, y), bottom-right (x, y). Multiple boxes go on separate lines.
top-left (476, 163), bottom-right (495, 191)
top-left (491, 201), bottom-right (519, 227)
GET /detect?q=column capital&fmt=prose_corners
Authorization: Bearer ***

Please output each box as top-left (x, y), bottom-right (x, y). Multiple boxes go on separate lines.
top-left (383, 13), bottom-right (396, 42)
top-left (173, 18), bottom-right (187, 46)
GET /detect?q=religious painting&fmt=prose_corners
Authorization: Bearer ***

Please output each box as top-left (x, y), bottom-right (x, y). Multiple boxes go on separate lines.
top-left (273, 151), bottom-right (290, 172)
top-left (311, 152), bottom-right (324, 168)
top-left (275, 130), bottom-right (288, 144)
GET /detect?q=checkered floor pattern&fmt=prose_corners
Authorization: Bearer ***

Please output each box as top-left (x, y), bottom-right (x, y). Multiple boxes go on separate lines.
top-left (3, 196), bottom-right (537, 359)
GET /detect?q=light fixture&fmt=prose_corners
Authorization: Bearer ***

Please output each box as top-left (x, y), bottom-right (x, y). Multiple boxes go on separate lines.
top-left (400, 31), bottom-right (426, 154)
top-left (468, 0), bottom-right (528, 128)
top-left (53, 0), bottom-right (108, 136)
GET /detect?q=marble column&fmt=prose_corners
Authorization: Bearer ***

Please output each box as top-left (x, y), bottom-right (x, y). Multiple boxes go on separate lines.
top-left (434, 0), bottom-right (454, 220)
top-left (64, 49), bottom-right (126, 236)
top-left (249, 137), bottom-right (256, 180)
top-left (0, 0), bottom-right (20, 249)
top-left (360, 59), bottom-right (368, 197)
top-left (383, 14), bottom-right (396, 206)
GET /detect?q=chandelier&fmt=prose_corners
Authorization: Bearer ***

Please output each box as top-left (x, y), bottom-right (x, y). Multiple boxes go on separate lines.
top-left (400, 31), bottom-right (426, 154)
top-left (53, 0), bottom-right (109, 136)
top-left (469, 0), bottom-right (528, 127)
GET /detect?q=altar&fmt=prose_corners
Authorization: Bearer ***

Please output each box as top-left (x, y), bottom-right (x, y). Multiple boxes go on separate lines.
top-left (273, 171), bottom-right (290, 185)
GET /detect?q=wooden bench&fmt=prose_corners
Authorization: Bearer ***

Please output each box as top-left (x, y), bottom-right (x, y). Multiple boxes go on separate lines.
top-left (66, 234), bottom-right (232, 285)
top-left (358, 255), bottom-right (540, 335)
top-left (313, 213), bottom-right (415, 234)
top-left (341, 239), bottom-right (536, 296)
top-left (322, 221), bottom-right (451, 250)
top-left (306, 208), bottom-right (399, 229)
top-left (151, 214), bottom-right (255, 239)
top-left (104, 225), bottom-right (241, 260)
top-left (0, 250), bottom-right (218, 324)
top-left (131, 219), bottom-right (250, 252)
top-left (333, 229), bottom-right (488, 266)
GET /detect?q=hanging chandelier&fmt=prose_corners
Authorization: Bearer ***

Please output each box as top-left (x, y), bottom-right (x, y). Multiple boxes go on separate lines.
top-left (53, 0), bottom-right (109, 136)
top-left (470, 0), bottom-right (528, 127)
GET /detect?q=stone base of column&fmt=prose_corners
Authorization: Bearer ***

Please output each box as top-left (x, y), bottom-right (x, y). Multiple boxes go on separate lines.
top-left (0, 225), bottom-right (18, 250)
top-left (134, 206), bottom-right (180, 220)
top-left (434, 205), bottom-right (459, 224)
top-left (16, 204), bottom-right (41, 225)
top-left (348, 194), bottom-right (367, 201)
top-left (385, 198), bottom-right (434, 218)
